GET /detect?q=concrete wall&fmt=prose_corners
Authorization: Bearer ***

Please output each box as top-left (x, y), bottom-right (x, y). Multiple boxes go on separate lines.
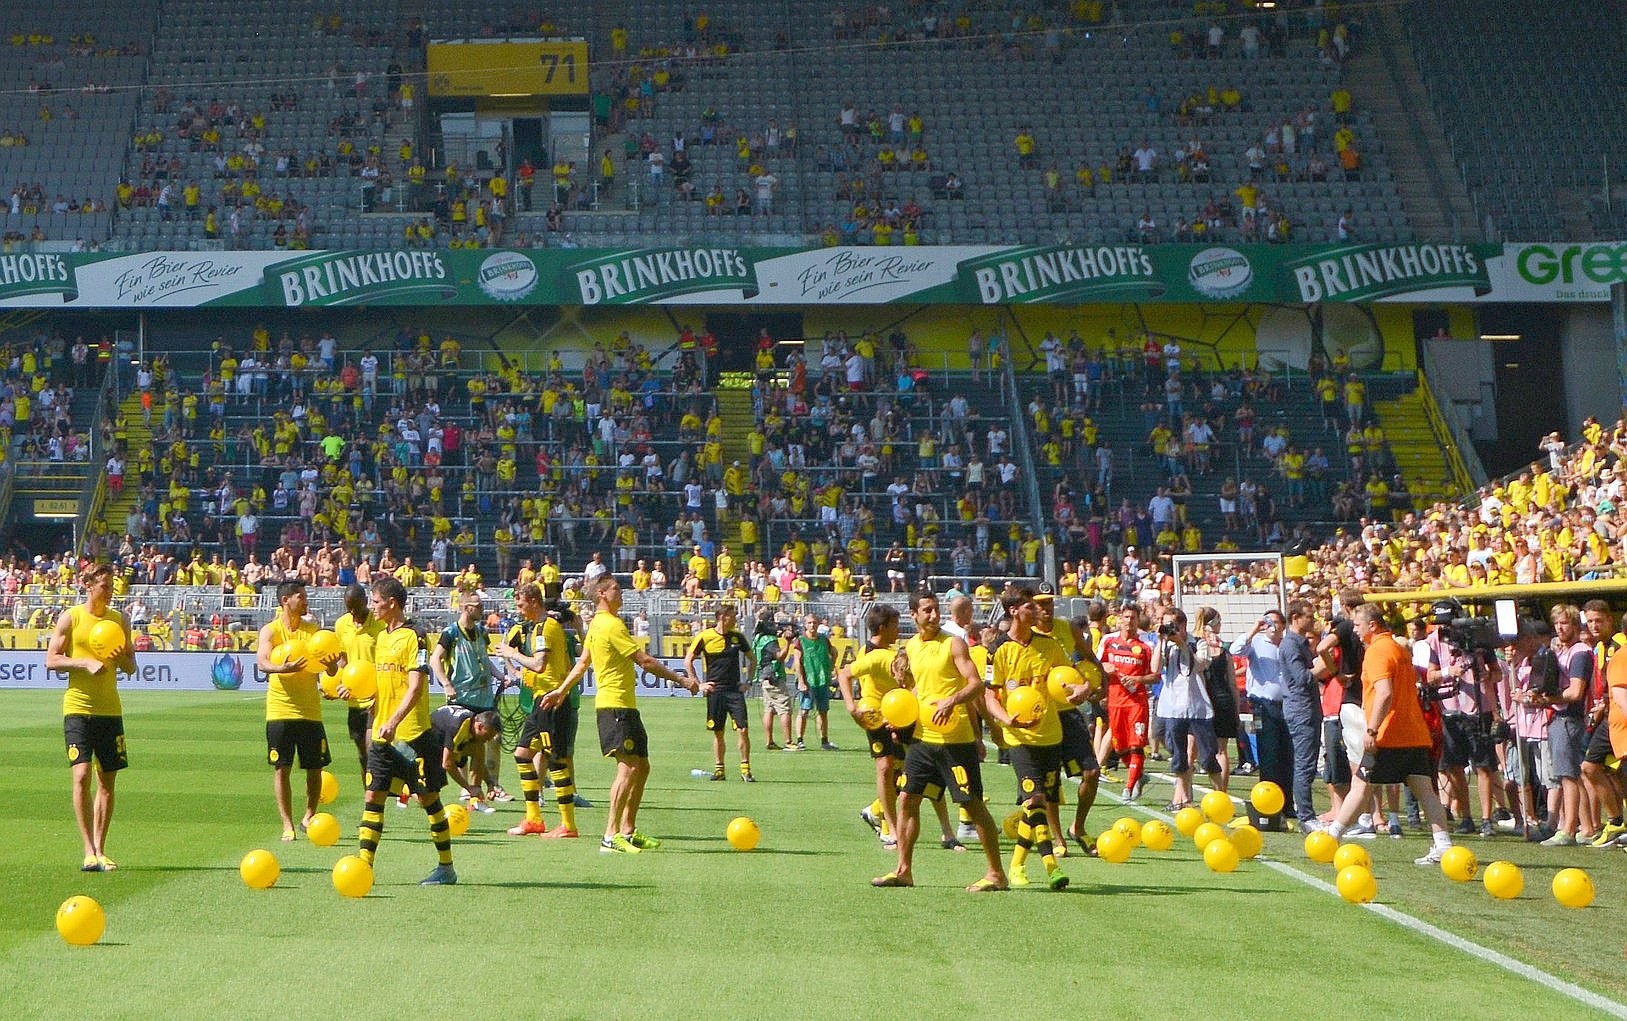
top-left (1561, 304), bottom-right (1620, 430)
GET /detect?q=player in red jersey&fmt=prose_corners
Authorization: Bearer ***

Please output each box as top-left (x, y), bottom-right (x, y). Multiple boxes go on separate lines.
top-left (1099, 604), bottom-right (1156, 802)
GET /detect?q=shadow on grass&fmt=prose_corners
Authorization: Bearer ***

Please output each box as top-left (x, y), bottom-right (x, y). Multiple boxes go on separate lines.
top-left (130, 864), bottom-right (349, 876)
top-left (1078, 882), bottom-right (1283, 895)
top-left (679, 847), bottom-right (826, 856)
top-left (609, 804), bottom-right (764, 813)
top-left (463, 880), bottom-right (656, 891)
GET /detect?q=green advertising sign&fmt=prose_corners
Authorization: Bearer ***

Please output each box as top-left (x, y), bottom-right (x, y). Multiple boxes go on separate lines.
top-left (563, 246), bottom-right (758, 304)
top-left (0, 242), bottom-right (1615, 308)
top-left (267, 250), bottom-right (457, 306)
top-left (0, 253), bottom-right (77, 302)
top-left (1278, 243), bottom-right (1491, 302)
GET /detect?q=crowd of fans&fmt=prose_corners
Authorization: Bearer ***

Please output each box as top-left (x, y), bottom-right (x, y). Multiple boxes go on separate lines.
top-left (0, 316), bottom-right (1053, 611)
top-left (20, 309), bottom-right (1617, 636)
top-left (0, 332), bottom-right (105, 470)
top-left (1016, 326), bottom-right (1405, 583)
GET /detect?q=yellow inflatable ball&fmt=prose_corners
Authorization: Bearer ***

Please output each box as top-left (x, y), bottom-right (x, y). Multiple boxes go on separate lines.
top-left (1192, 822), bottom-right (1227, 851)
top-left (1200, 789), bottom-right (1235, 824)
top-left (1203, 837), bottom-right (1239, 873)
top-left (1229, 823), bottom-right (1263, 860)
top-left (1140, 819), bottom-right (1175, 852)
top-left (1173, 806), bottom-right (1204, 837)
top-left (1337, 864), bottom-right (1377, 904)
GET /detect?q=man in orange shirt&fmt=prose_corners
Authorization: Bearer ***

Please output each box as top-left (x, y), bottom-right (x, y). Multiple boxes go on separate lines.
top-left (1325, 605), bottom-right (1455, 865)
top-left (1604, 639), bottom-right (1627, 771)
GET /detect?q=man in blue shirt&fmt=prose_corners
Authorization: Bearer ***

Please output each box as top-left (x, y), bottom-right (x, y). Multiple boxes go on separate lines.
top-left (1231, 608), bottom-right (1295, 830)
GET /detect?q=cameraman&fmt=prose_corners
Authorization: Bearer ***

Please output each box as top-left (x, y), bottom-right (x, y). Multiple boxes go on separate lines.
top-left (754, 616), bottom-right (795, 750)
top-left (1150, 608), bottom-right (1219, 810)
top-left (1424, 600), bottom-right (1503, 838)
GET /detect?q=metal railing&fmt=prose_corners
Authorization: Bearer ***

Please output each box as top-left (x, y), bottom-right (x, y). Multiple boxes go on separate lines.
top-left (1413, 345), bottom-right (1487, 493)
top-left (0, 460), bottom-right (14, 527)
top-left (2, 585), bottom-right (892, 658)
top-left (1412, 385), bottom-right (1470, 496)
top-left (1000, 338), bottom-right (1051, 583)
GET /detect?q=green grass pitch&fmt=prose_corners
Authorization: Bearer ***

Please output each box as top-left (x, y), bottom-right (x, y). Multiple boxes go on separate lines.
top-left (1, 690), bottom-right (1624, 1019)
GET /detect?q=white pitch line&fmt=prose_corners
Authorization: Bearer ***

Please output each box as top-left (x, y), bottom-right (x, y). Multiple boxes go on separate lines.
top-left (1120, 772), bottom-right (1627, 1018)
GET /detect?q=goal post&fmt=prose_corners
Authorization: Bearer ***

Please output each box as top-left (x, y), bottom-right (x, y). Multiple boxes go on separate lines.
top-left (1171, 552), bottom-right (1287, 633)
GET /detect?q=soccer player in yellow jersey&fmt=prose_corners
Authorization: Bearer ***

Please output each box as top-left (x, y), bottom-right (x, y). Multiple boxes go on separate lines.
top-left (685, 604), bottom-right (758, 782)
top-left (874, 592), bottom-right (1008, 891)
top-left (545, 577), bottom-right (695, 854)
top-left (990, 589), bottom-right (1070, 890)
top-left (838, 604), bottom-right (909, 843)
top-left (1035, 590), bottom-right (1103, 854)
top-left (494, 584), bottom-right (582, 838)
top-left (837, 604), bottom-right (965, 852)
top-left (48, 562), bottom-right (135, 872)
top-left (334, 584), bottom-right (384, 780)
top-left (356, 576), bottom-right (459, 885)
top-left (257, 579), bottom-right (329, 842)
top-left (430, 703), bottom-right (503, 803)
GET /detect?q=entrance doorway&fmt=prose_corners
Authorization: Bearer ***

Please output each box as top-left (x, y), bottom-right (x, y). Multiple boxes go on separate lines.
top-left (702, 312), bottom-right (804, 374)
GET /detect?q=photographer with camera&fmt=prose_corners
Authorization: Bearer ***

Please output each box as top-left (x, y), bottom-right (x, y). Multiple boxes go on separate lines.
top-left (1504, 619), bottom-right (1559, 842)
top-left (1150, 608), bottom-right (1220, 811)
top-left (1423, 598), bottom-right (1505, 839)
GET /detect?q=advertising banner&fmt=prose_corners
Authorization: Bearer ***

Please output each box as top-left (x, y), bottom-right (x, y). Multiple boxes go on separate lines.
top-left (0, 651), bottom-right (706, 697)
top-left (0, 243), bottom-right (1615, 309)
top-left (0, 651), bottom-right (260, 691)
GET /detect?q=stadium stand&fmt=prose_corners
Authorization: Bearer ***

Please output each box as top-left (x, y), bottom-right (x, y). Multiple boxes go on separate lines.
top-left (68, 312), bottom-right (1041, 599)
top-left (514, 0), bottom-right (1413, 247)
top-left (1007, 332), bottom-right (1423, 574)
top-left (63, 0), bottom-right (1415, 249)
top-left (0, 9), bottom-right (153, 247)
top-left (1400, 0), bottom-right (1627, 241)
top-left (115, 0), bottom-right (406, 252)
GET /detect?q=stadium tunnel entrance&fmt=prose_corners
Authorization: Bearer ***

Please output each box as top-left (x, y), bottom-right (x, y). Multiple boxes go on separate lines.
top-left (703, 312), bottom-right (804, 374)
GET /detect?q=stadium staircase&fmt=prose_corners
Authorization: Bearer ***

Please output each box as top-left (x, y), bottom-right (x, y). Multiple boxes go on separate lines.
top-left (94, 393), bottom-right (153, 540)
top-left (713, 387), bottom-right (754, 549)
top-left (1343, 7), bottom-right (1480, 242)
top-left (1371, 389), bottom-right (1459, 508)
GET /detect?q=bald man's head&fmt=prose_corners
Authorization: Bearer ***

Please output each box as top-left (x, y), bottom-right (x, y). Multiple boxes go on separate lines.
top-left (949, 595), bottom-right (973, 625)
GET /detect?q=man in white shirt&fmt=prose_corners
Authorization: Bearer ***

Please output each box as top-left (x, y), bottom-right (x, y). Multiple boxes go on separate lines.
top-left (1231, 609), bottom-right (1297, 830)
top-left (844, 352), bottom-right (866, 391)
top-left (1133, 141), bottom-right (1159, 181)
top-left (1147, 488), bottom-right (1175, 532)
top-left (754, 172), bottom-right (779, 215)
